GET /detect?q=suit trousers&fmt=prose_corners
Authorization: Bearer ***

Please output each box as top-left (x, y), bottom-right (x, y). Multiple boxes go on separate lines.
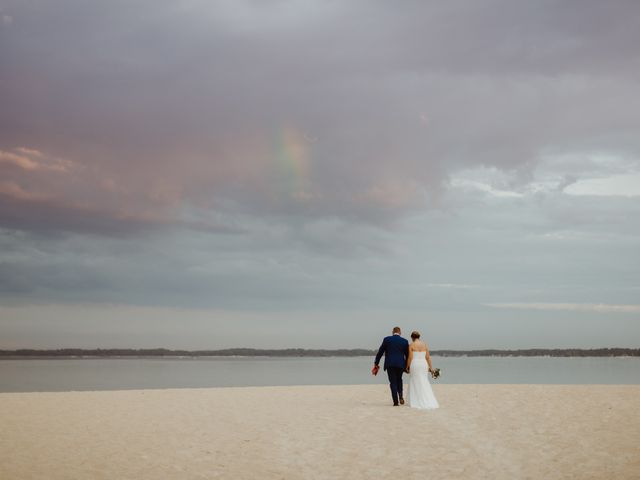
top-left (386, 366), bottom-right (404, 404)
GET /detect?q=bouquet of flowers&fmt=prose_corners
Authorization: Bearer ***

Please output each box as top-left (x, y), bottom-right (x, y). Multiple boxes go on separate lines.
top-left (430, 368), bottom-right (441, 379)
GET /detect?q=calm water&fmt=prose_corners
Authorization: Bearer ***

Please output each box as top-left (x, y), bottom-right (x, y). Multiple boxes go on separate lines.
top-left (0, 356), bottom-right (638, 393)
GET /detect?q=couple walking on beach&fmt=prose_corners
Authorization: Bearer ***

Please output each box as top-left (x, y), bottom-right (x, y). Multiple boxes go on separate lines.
top-left (373, 327), bottom-right (439, 409)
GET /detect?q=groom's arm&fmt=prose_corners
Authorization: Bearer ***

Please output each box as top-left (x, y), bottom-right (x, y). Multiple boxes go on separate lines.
top-left (374, 339), bottom-right (386, 366)
top-left (402, 340), bottom-right (409, 370)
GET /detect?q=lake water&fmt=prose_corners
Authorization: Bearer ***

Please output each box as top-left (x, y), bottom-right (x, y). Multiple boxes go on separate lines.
top-left (1, 356), bottom-right (638, 392)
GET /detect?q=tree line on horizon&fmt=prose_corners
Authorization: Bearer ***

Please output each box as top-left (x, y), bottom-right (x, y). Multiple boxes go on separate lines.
top-left (0, 347), bottom-right (638, 357)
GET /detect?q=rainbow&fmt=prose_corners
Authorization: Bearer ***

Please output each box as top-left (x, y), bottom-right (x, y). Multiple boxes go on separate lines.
top-left (272, 126), bottom-right (312, 200)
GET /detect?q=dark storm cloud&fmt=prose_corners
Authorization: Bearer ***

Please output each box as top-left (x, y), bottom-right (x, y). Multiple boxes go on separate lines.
top-left (2, 188), bottom-right (638, 309)
top-left (0, 191), bottom-right (241, 236)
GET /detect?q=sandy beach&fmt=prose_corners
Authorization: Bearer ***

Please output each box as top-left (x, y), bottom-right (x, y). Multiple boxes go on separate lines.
top-left (1, 384), bottom-right (638, 479)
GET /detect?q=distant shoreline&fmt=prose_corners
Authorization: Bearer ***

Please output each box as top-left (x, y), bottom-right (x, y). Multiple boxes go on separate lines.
top-left (0, 348), bottom-right (638, 358)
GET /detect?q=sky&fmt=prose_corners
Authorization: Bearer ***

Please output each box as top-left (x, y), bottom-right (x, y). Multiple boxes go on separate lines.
top-left (1, 0), bottom-right (639, 350)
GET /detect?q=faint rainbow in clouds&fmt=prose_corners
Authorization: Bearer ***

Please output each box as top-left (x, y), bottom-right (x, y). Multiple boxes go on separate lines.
top-left (272, 126), bottom-right (312, 200)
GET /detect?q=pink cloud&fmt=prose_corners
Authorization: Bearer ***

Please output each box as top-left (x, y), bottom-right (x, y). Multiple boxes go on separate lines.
top-left (0, 148), bottom-right (71, 172)
top-left (0, 150), bottom-right (40, 170)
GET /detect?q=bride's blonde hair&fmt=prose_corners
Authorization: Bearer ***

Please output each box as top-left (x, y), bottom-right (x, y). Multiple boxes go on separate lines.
top-left (411, 331), bottom-right (420, 340)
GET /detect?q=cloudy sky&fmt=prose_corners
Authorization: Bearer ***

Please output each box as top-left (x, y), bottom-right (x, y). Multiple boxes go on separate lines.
top-left (1, 0), bottom-right (639, 349)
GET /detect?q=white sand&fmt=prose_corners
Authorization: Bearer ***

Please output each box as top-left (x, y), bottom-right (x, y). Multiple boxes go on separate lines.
top-left (1, 385), bottom-right (638, 479)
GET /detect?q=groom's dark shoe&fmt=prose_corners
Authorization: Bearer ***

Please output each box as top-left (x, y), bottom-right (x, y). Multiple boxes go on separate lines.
top-left (399, 397), bottom-right (405, 405)
top-left (393, 402), bottom-right (399, 406)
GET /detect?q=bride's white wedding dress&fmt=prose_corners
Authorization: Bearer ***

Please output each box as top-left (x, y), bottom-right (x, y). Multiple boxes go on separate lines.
top-left (407, 351), bottom-right (439, 409)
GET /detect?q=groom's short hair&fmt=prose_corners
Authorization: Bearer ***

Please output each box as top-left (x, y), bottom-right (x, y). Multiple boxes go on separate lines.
top-left (392, 326), bottom-right (401, 334)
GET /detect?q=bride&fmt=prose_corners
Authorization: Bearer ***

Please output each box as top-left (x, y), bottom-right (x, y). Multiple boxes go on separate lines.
top-left (405, 330), bottom-right (439, 409)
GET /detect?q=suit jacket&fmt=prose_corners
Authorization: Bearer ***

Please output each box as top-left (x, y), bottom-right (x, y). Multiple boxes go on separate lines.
top-left (375, 334), bottom-right (409, 370)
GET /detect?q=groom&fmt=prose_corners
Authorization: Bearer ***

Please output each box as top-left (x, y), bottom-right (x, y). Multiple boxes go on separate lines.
top-left (374, 326), bottom-right (409, 406)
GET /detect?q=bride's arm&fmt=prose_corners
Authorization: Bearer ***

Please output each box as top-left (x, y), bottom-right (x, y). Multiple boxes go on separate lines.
top-left (405, 347), bottom-right (413, 371)
top-left (425, 344), bottom-right (433, 371)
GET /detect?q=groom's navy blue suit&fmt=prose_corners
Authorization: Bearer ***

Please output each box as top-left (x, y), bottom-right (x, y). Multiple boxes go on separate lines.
top-left (375, 334), bottom-right (409, 405)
